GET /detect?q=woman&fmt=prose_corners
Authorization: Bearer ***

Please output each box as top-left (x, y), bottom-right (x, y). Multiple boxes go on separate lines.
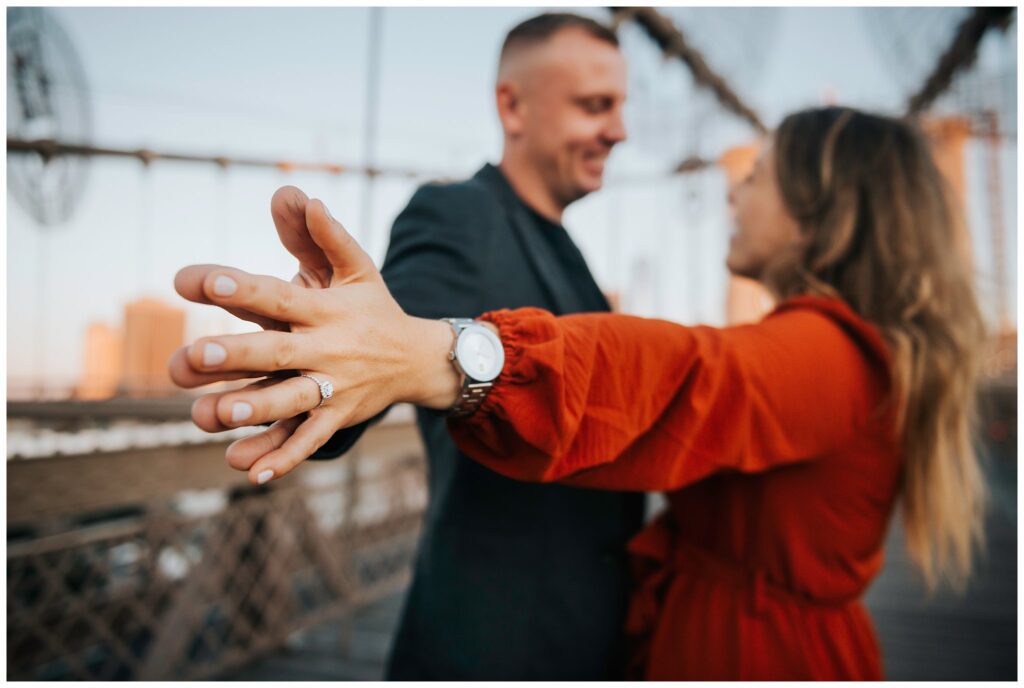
top-left (172, 107), bottom-right (987, 679)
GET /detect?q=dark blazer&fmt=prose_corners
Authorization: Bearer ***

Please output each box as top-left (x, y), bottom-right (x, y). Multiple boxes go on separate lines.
top-left (312, 164), bottom-right (646, 679)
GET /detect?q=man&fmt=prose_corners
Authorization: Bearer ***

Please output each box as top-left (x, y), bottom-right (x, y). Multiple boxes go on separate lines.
top-left (177, 12), bottom-right (645, 679)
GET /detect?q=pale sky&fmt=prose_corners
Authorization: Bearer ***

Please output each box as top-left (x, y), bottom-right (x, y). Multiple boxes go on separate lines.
top-left (6, 6), bottom-right (1017, 395)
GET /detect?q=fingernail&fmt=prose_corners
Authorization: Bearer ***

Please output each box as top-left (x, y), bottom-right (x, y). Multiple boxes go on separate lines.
top-left (257, 469), bottom-right (274, 485)
top-left (321, 200), bottom-right (334, 221)
top-left (203, 342), bottom-right (227, 367)
top-left (231, 402), bottom-right (253, 423)
top-left (213, 275), bottom-right (237, 296)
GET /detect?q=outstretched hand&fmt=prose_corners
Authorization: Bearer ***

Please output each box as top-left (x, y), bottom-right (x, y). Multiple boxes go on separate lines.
top-left (173, 187), bottom-right (334, 333)
top-left (169, 190), bottom-right (459, 486)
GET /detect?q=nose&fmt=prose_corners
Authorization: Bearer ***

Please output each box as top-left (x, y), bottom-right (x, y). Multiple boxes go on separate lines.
top-left (605, 109), bottom-right (627, 145)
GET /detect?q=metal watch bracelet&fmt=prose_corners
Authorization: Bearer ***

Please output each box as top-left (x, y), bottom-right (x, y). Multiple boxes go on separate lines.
top-left (442, 318), bottom-right (495, 418)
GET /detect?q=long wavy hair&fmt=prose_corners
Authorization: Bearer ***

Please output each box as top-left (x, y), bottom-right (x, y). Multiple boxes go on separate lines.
top-left (762, 106), bottom-right (987, 592)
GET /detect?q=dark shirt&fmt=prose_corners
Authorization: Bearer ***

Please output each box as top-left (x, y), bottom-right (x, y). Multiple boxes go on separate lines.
top-left (523, 205), bottom-right (610, 312)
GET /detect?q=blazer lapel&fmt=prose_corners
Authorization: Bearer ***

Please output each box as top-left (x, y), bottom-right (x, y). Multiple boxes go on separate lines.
top-left (474, 165), bottom-right (576, 315)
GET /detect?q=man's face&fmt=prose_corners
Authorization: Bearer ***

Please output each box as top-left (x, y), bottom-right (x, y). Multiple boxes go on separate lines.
top-left (508, 29), bottom-right (628, 207)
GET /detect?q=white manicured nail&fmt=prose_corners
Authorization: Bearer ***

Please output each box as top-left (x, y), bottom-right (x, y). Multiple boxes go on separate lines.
top-left (257, 469), bottom-right (274, 485)
top-left (231, 402), bottom-right (252, 423)
top-left (203, 342), bottom-right (227, 367)
top-left (213, 275), bottom-right (237, 296)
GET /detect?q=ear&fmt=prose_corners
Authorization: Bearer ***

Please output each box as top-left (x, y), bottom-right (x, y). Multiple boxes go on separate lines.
top-left (496, 81), bottom-right (525, 137)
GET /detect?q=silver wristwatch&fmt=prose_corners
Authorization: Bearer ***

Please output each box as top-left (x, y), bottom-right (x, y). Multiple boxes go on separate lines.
top-left (442, 318), bottom-right (505, 417)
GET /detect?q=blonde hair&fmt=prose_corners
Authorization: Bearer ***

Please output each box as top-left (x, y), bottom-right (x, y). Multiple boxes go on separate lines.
top-left (764, 107), bottom-right (987, 592)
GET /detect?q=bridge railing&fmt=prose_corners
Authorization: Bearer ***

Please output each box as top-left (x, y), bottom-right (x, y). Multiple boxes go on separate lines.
top-left (7, 416), bottom-right (426, 681)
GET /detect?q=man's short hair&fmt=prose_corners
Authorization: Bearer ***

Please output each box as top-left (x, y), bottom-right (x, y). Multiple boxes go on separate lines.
top-left (500, 12), bottom-right (619, 64)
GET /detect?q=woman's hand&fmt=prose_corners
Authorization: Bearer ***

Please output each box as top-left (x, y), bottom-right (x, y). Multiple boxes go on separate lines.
top-left (169, 197), bottom-right (461, 486)
top-left (174, 186), bottom-right (338, 334)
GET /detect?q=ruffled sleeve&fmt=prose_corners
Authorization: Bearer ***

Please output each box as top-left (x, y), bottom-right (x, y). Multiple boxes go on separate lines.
top-left (447, 296), bottom-right (894, 492)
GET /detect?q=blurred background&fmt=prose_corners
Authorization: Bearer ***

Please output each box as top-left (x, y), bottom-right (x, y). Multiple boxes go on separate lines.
top-left (6, 6), bottom-right (1017, 680)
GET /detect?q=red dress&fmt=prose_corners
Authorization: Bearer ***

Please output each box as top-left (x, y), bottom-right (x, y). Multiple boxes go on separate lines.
top-left (448, 295), bottom-right (903, 680)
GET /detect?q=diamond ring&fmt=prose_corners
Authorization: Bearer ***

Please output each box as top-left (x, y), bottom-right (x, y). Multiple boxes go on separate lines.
top-left (299, 373), bottom-right (334, 408)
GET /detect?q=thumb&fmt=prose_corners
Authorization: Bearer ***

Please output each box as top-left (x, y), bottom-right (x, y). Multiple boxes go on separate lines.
top-left (306, 199), bottom-right (381, 286)
top-left (270, 186), bottom-right (330, 278)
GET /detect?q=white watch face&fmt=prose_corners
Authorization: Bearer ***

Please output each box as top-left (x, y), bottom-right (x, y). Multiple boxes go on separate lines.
top-left (455, 324), bottom-right (504, 382)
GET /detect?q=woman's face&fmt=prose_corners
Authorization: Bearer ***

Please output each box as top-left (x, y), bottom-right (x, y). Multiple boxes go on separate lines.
top-left (726, 143), bottom-right (803, 281)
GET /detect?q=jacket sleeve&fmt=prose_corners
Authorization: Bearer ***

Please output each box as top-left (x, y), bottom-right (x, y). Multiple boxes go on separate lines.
top-left (447, 303), bottom-right (892, 491)
top-left (311, 182), bottom-right (491, 459)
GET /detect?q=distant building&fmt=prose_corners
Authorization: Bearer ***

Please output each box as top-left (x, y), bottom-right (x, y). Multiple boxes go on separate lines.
top-left (120, 297), bottom-right (186, 397)
top-left (921, 115), bottom-right (973, 268)
top-left (76, 322), bottom-right (123, 400)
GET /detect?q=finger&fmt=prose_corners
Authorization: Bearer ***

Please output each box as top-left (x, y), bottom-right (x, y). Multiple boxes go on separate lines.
top-left (247, 408), bottom-right (344, 485)
top-left (213, 374), bottom-right (324, 429)
top-left (186, 265), bottom-right (324, 325)
top-left (225, 306), bottom-right (289, 332)
top-left (168, 346), bottom-right (275, 389)
top-left (184, 330), bottom-right (318, 375)
top-left (190, 376), bottom-right (293, 432)
top-left (225, 415), bottom-right (305, 472)
top-left (174, 264), bottom-right (286, 331)
top-left (306, 199), bottom-right (381, 286)
top-left (271, 186), bottom-right (333, 288)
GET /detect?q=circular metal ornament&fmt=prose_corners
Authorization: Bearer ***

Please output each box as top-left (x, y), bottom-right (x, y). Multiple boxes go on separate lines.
top-left (7, 8), bottom-right (93, 226)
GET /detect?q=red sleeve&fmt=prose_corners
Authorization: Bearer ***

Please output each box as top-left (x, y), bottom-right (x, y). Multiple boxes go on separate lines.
top-left (447, 298), bottom-right (893, 492)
